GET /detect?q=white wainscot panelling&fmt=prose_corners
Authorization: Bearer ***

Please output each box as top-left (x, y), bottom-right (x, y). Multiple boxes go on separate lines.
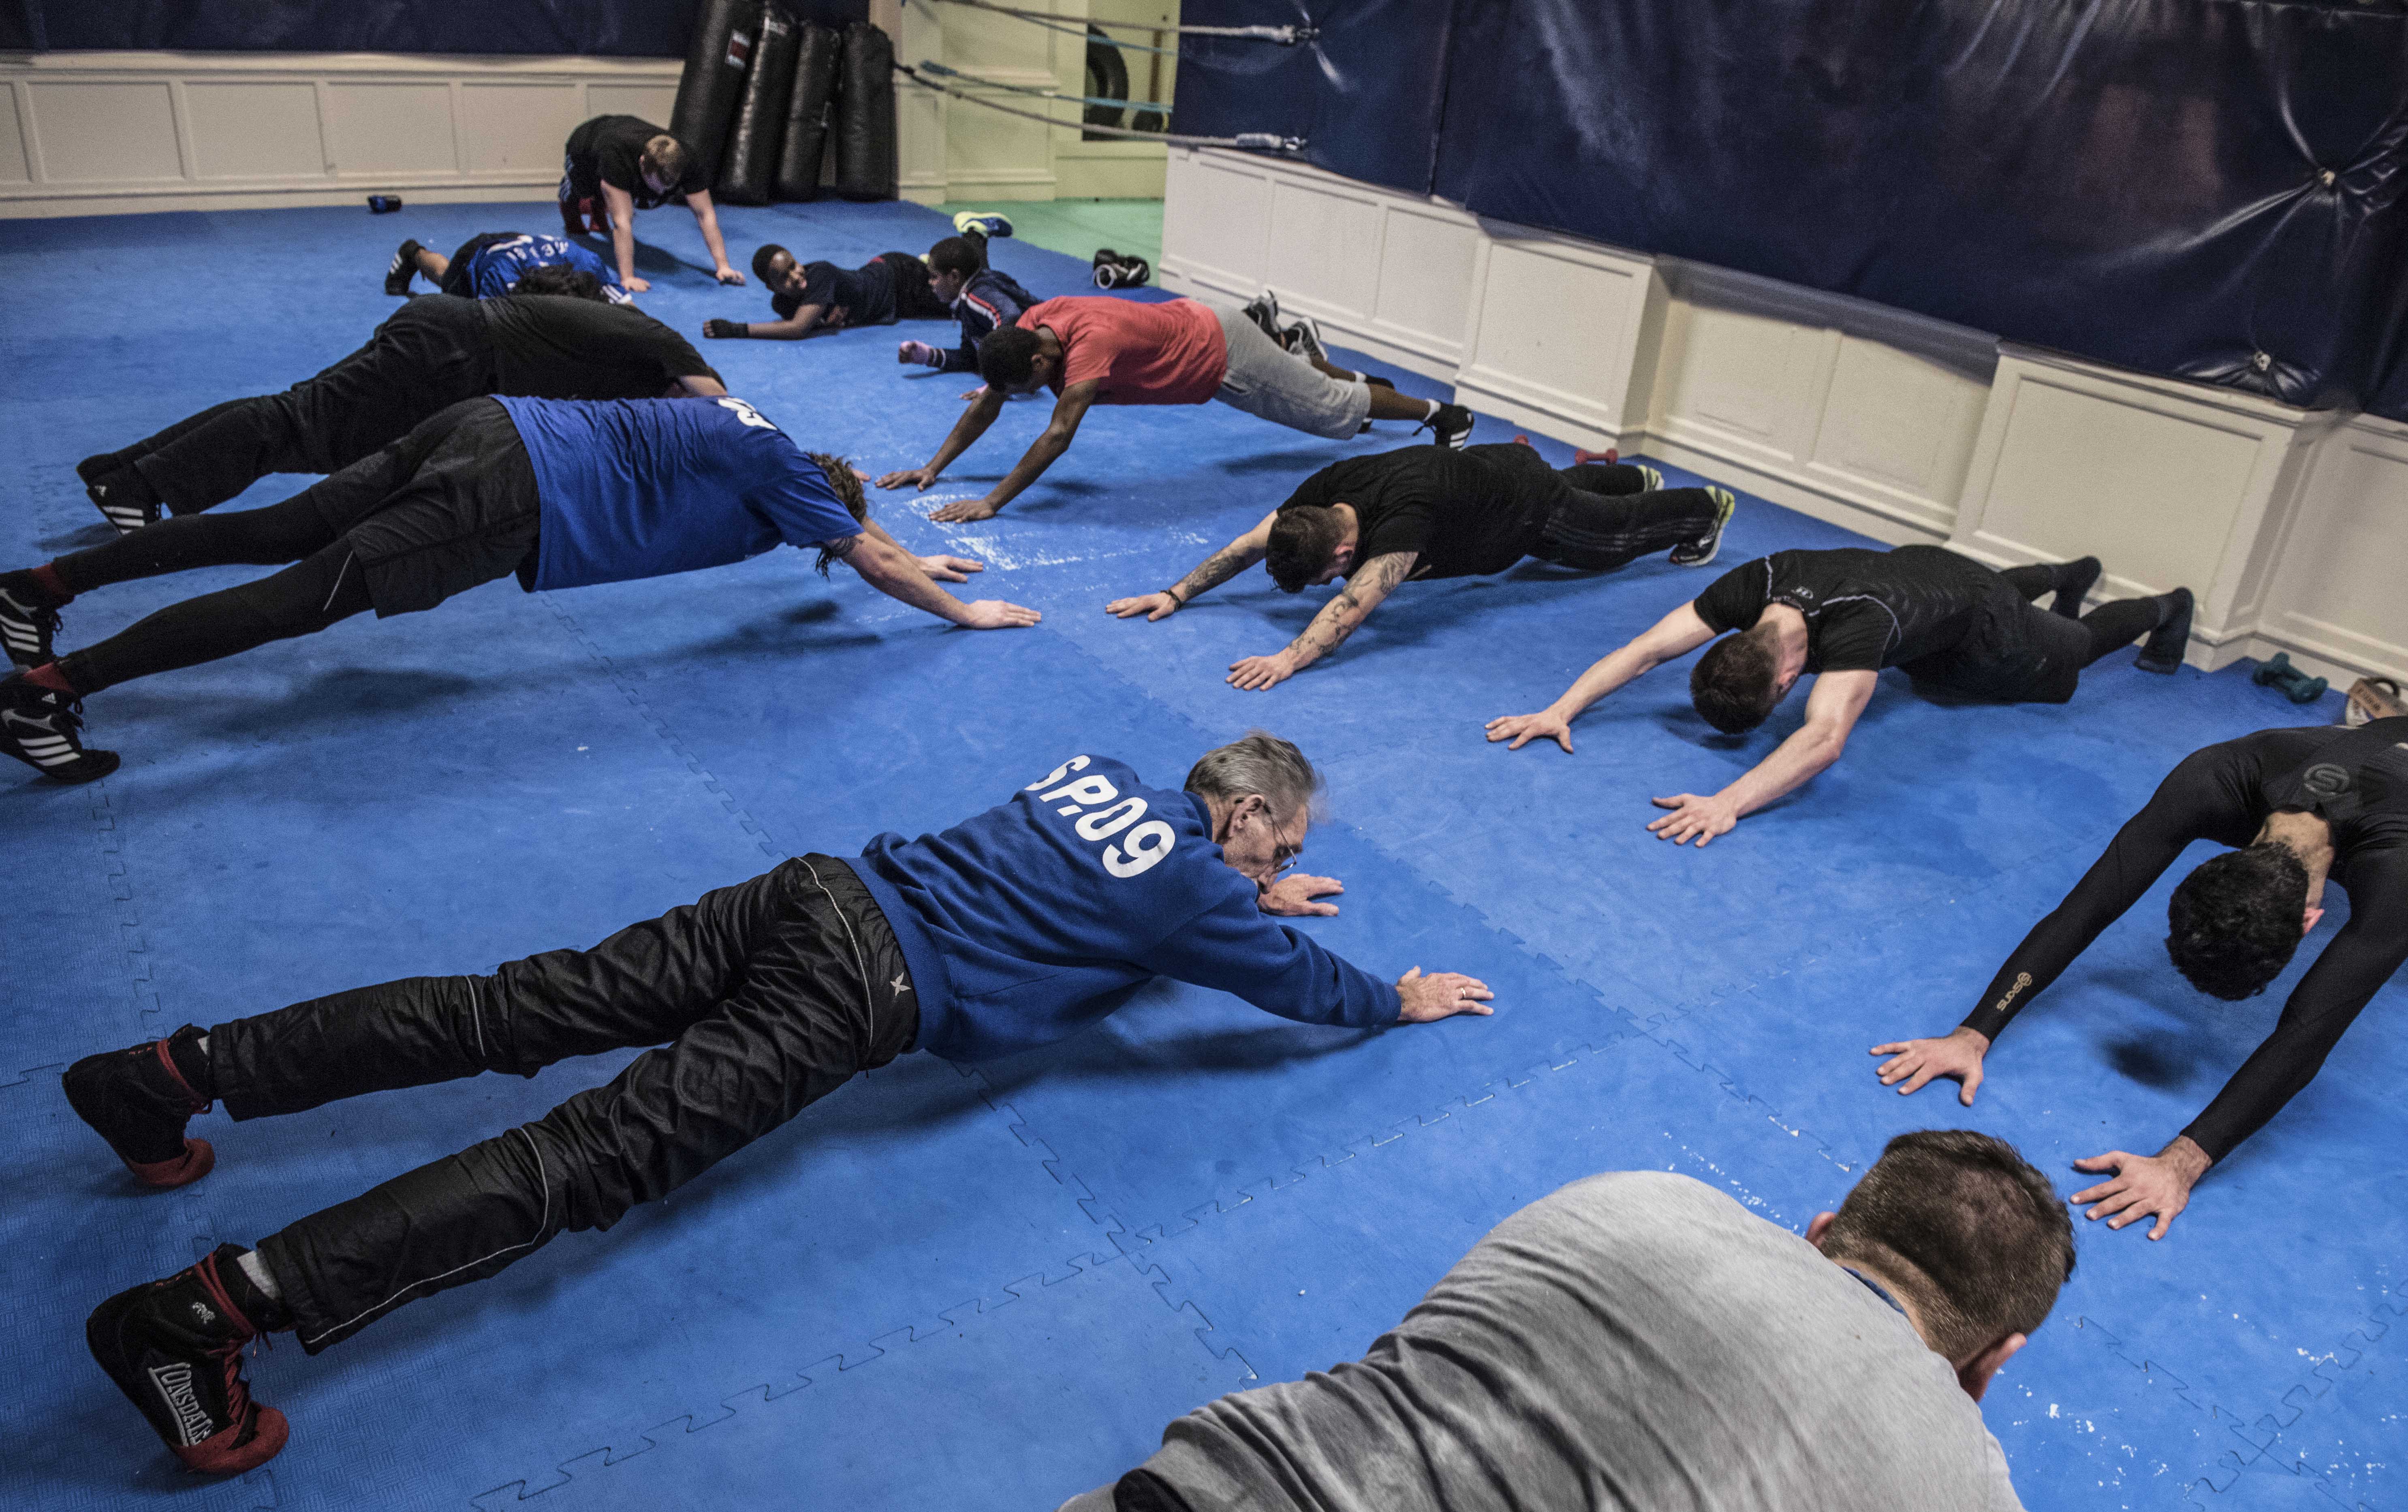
top-left (940, 70), bottom-right (1059, 197)
top-left (28, 80), bottom-right (183, 181)
top-left (1952, 348), bottom-right (2322, 667)
top-left (2251, 417), bottom-right (2408, 683)
top-left (1161, 147), bottom-right (1272, 301)
top-left (1455, 229), bottom-right (1658, 448)
top-left (1264, 175), bottom-right (1381, 326)
top-left (1369, 204), bottom-right (1477, 368)
top-left (1647, 263), bottom-right (1995, 542)
top-left (322, 82), bottom-right (457, 177)
top-left (460, 83), bottom-right (585, 175)
top-left (0, 54), bottom-right (680, 216)
top-left (185, 82), bottom-right (324, 179)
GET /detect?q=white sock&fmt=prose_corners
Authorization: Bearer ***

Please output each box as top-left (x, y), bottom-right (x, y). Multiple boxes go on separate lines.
top-left (1421, 397), bottom-right (1440, 421)
top-left (237, 1249), bottom-right (281, 1299)
top-left (195, 1033), bottom-right (209, 1053)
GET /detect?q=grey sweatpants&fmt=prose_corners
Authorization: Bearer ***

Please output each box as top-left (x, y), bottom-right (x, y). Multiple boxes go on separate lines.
top-left (1210, 306), bottom-right (1373, 440)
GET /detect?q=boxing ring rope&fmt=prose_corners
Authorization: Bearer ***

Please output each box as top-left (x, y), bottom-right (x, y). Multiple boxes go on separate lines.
top-left (929, 0), bottom-right (1316, 53)
top-left (895, 59), bottom-right (1305, 152)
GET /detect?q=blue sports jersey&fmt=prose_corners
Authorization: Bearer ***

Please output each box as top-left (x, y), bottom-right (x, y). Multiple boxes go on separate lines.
top-left (468, 233), bottom-right (630, 303)
top-left (845, 753), bottom-right (1400, 1063)
top-left (499, 395), bottom-right (862, 592)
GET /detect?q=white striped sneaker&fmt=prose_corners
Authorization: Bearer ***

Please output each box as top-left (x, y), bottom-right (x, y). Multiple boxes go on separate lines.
top-left (0, 574), bottom-right (60, 668)
top-left (87, 477), bottom-right (161, 536)
top-left (1637, 465), bottom-right (1664, 491)
top-left (2, 677), bottom-right (118, 784)
top-left (1669, 487), bottom-right (1737, 568)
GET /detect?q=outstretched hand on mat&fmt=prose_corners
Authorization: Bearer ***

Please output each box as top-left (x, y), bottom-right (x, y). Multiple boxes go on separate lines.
top-left (915, 554), bottom-right (985, 583)
top-left (929, 498), bottom-right (1003, 524)
top-left (2070, 1138), bottom-right (2211, 1241)
top-left (1647, 792), bottom-right (1739, 846)
top-left (1870, 1025), bottom-right (1989, 1105)
top-left (1228, 651), bottom-right (1299, 691)
top-left (1395, 966), bottom-right (1495, 1023)
top-left (1485, 709), bottom-right (1575, 753)
top-left (1258, 872), bottom-right (1343, 916)
top-left (957, 600), bottom-right (1043, 630)
top-left (1106, 592), bottom-right (1180, 621)
top-left (877, 466), bottom-right (942, 492)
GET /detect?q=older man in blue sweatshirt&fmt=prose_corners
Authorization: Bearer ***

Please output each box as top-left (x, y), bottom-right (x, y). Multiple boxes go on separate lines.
top-left (68, 733), bottom-right (1493, 1474)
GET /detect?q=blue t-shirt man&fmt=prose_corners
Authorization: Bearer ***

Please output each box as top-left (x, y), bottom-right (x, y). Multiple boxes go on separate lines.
top-left (846, 753), bottom-right (1402, 1061)
top-left (496, 395), bottom-right (863, 592)
top-left (467, 234), bottom-right (629, 304)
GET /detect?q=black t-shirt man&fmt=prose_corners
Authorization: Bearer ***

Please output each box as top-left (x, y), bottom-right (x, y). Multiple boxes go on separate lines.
top-left (479, 295), bottom-right (720, 399)
top-left (1691, 545), bottom-right (2008, 673)
top-left (767, 253), bottom-right (950, 328)
top-left (1275, 444), bottom-right (1562, 582)
top-left (565, 115), bottom-right (707, 209)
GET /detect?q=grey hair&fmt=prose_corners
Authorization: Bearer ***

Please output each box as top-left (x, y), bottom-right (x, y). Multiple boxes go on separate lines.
top-left (1184, 730), bottom-right (1324, 823)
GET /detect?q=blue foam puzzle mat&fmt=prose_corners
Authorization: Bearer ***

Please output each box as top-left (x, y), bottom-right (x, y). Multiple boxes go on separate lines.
top-left (3, 197), bottom-right (2397, 1511)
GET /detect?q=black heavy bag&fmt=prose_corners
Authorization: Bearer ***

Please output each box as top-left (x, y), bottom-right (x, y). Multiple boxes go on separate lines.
top-left (773, 22), bottom-right (844, 202)
top-left (716, 4), bottom-right (801, 205)
top-left (831, 20), bottom-right (897, 202)
top-left (670, 0), bottom-right (762, 187)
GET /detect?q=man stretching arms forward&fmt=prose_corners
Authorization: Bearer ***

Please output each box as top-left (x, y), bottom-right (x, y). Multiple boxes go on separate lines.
top-left (1486, 545), bottom-right (2193, 846)
top-left (64, 734), bottom-right (1493, 1471)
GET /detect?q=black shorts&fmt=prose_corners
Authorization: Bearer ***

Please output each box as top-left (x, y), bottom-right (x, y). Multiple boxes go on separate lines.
top-left (309, 398), bottom-right (542, 617)
top-left (1899, 584), bottom-right (2090, 704)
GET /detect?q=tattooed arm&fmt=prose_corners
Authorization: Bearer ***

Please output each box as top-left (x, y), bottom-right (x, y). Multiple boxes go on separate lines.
top-left (1226, 551), bottom-right (1417, 691)
top-left (1105, 509), bottom-right (1281, 620)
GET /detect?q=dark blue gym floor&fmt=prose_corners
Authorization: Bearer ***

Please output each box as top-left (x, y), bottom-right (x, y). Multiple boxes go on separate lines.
top-left (3, 201), bottom-right (2399, 1512)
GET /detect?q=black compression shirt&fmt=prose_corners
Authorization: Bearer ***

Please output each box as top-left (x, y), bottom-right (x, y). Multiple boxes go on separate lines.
top-left (478, 296), bottom-right (720, 400)
top-left (1963, 717), bottom-right (2408, 1160)
top-left (1691, 546), bottom-right (2003, 672)
top-left (565, 115), bottom-right (706, 208)
top-left (1275, 443), bottom-right (1561, 581)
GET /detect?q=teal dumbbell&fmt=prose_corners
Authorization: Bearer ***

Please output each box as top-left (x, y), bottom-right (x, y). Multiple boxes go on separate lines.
top-left (2252, 652), bottom-right (2327, 705)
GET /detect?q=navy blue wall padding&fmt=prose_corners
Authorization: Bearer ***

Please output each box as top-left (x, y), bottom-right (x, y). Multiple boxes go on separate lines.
top-left (1180, 0), bottom-right (2408, 420)
top-left (1171, 0), bottom-right (1458, 197)
top-left (14, 0), bottom-right (866, 55)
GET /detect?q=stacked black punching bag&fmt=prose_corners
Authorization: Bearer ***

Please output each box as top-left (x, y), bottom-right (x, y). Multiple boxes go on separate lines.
top-left (670, 0), bottom-right (761, 186)
top-left (714, 4), bottom-right (801, 205)
top-left (771, 22), bottom-right (844, 202)
top-left (832, 20), bottom-right (898, 202)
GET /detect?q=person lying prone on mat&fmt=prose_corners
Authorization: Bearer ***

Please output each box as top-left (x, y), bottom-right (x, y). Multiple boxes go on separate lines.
top-left (72, 284), bottom-right (723, 534)
top-left (62, 733), bottom-right (1494, 1473)
top-left (1485, 545), bottom-right (2196, 847)
top-left (894, 232), bottom-right (1038, 378)
top-left (1, 394), bottom-right (1029, 783)
top-left (1106, 440), bottom-right (1734, 690)
top-left (1062, 1131), bottom-right (2069, 1512)
top-left (384, 231), bottom-right (630, 304)
top-left (1870, 717), bottom-right (2408, 1242)
top-left (873, 296), bottom-right (1473, 523)
top-left (704, 245), bottom-right (955, 341)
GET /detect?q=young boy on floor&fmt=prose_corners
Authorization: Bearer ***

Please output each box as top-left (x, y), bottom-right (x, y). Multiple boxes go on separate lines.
top-left (895, 234), bottom-right (1038, 376)
top-left (706, 246), bottom-right (953, 342)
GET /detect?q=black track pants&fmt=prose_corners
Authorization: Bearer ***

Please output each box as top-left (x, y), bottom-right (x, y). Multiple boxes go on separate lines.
top-left (1532, 484), bottom-right (1721, 572)
top-left (86, 299), bottom-right (496, 517)
top-left (224, 857), bottom-right (920, 1354)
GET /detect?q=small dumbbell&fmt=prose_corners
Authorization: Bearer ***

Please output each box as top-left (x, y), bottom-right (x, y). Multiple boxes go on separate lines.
top-left (2251, 652), bottom-right (2327, 705)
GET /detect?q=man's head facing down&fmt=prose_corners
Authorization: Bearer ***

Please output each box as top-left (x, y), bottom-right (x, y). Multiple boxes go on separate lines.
top-left (926, 236), bottom-right (982, 302)
top-left (2165, 842), bottom-right (2312, 1000)
top-left (977, 326), bottom-right (1056, 393)
top-left (804, 452), bottom-right (869, 577)
top-left (639, 135), bottom-right (690, 196)
top-left (1812, 1129), bottom-right (2074, 1387)
top-left (1265, 508), bottom-right (1356, 592)
top-left (1690, 625), bottom-right (1788, 735)
top-left (1184, 731), bottom-right (1322, 889)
